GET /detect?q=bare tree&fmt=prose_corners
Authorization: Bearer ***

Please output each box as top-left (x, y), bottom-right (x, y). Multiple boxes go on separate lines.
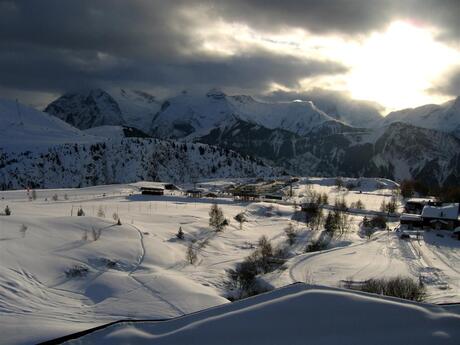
top-left (186, 243), bottom-right (198, 264)
top-left (284, 223), bottom-right (297, 246)
top-left (19, 224), bottom-right (28, 238)
top-left (91, 227), bottom-right (102, 241)
top-left (97, 205), bottom-right (105, 218)
top-left (234, 212), bottom-right (247, 230)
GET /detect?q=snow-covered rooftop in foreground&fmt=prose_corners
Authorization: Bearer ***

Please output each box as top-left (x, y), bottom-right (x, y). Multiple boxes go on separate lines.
top-left (68, 283), bottom-right (460, 345)
top-left (422, 203), bottom-right (459, 220)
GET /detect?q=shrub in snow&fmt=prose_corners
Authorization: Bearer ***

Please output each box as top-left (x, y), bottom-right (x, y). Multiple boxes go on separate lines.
top-left (4, 205), bottom-right (11, 216)
top-left (19, 224), bottom-right (28, 238)
top-left (117, 218), bottom-right (122, 226)
top-left (52, 194), bottom-right (58, 201)
top-left (363, 215), bottom-right (387, 230)
top-left (209, 203), bottom-right (228, 232)
top-left (305, 238), bottom-right (328, 252)
top-left (97, 205), bottom-right (105, 218)
top-left (284, 223), bottom-right (297, 246)
top-left (186, 243), bottom-right (198, 264)
top-left (335, 178), bottom-right (344, 189)
top-left (351, 199), bottom-right (365, 210)
top-left (234, 212), bottom-right (247, 230)
top-left (65, 265), bottom-right (89, 278)
top-left (112, 212), bottom-right (119, 221)
top-left (358, 276), bottom-right (426, 302)
top-left (64, 193), bottom-right (69, 200)
top-left (227, 235), bottom-right (284, 299)
top-left (31, 190), bottom-right (37, 200)
top-left (176, 226), bottom-right (185, 240)
top-left (91, 227), bottom-right (102, 241)
top-left (77, 207), bottom-right (85, 216)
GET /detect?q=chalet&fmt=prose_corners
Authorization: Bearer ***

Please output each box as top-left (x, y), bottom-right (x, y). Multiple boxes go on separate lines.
top-left (140, 187), bottom-right (164, 196)
top-left (164, 183), bottom-right (180, 191)
top-left (404, 198), bottom-right (439, 214)
top-left (421, 203), bottom-right (460, 230)
top-left (231, 185), bottom-right (260, 201)
top-left (400, 203), bottom-right (460, 230)
top-left (264, 194), bottom-right (283, 201)
top-left (186, 189), bottom-right (204, 198)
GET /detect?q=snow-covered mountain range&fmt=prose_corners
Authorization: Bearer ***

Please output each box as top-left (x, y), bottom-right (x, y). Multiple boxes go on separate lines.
top-left (7, 87), bottom-right (460, 188)
top-left (0, 98), bottom-right (274, 189)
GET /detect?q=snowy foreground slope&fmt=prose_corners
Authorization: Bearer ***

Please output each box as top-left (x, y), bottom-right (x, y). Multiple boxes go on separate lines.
top-left (1, 178), bottom-right (459, 344)
top-left (68, 284), bottom-right (460, 345)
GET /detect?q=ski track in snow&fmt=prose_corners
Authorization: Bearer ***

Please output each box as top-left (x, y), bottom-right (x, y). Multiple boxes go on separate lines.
top-left (127, 223), bottom-right (185, 316)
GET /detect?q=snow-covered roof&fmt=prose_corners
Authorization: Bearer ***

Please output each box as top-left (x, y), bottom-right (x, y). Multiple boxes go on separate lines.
top-left (421, 203), bottom-right (459, 220)
top-left (406, 198), bottom-right (435, 204)
top-left (400, 213), bottom-right (422, 221)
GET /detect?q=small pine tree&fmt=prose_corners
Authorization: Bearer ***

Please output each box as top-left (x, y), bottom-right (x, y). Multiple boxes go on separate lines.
top-left (4, 205), bottom-right (11, 216)
top-left (31, 190), bottom-right (37, 200)
top-left (52, 194), bottom-right (58, 201)
top-left (117, 218), bottom-right (122, 226)
top-left (355, 199), bottom-right (364, 210)
top-left (77, 208), bottom-right (85, 216)
top-left (176, 226), bottom-right (185, 240)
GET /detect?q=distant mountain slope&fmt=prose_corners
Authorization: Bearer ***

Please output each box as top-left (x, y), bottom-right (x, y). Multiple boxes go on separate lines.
top-left (0, 98), bottom-right (98, 150)
top-left (0, 100), bottom-right (274, 190)
top-left (281, 88), bottom-right (384, 128)
top-left (84, 125), bottom-right (151, 139)
top-left (44, 89), bottom-right (126, 130)
top-left (382, 96), bottom-right (460, 138)
top-left (111, 88), bottom-right (161, 130)
top-left (199, 119), bottom-right (460, 187)
top-left (0, 138), bottom-right (274, 190)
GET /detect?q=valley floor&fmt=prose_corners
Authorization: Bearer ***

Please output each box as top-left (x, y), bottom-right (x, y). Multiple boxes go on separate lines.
top-left (0, 178), bottom-right (458, 344)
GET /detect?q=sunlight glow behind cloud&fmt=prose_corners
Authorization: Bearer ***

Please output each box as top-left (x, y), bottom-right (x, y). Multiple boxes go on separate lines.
top-left (188, 16), bottom-right (460, 112)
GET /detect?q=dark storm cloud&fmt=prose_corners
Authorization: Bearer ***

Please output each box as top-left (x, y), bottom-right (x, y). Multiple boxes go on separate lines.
top-left (430, 66), bottom-right (460, 97)
top-left (211, 0), bottom-right (460, 41)
top-left (0, 0), bottom-right (348, 103)
top-left (1, 0), bottom-right (459, 106)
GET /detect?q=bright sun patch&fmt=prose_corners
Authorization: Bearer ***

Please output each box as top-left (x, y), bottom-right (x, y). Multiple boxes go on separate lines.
top-left (346, 21), bottom-right (460, 111)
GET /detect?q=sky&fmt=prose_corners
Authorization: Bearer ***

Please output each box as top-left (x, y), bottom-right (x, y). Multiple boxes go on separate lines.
top-left (1, 0), bottom-right (460, 113)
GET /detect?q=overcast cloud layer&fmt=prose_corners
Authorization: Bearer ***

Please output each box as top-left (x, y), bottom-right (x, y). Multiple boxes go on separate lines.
top-left (1, 0), bottom-right (460, 108)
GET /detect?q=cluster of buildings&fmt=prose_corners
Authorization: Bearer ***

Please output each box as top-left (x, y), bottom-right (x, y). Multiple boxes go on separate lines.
top-left (400, 198), bottom-right (460, 232)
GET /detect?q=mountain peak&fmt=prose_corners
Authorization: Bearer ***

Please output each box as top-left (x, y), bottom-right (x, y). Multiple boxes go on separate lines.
top-left (206, 88), bottom-right (226, 99)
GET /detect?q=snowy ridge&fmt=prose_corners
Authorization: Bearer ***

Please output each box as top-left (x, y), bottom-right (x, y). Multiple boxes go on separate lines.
top-left (0, 99), bottom-right (275, 190)
top-left (68, 284), bottom-right (460, 345)
top-left (0, 138), bottom-right (274, 189)
top-left (382, 96), bottom-right (460, 138)
top-left (151, 89), bottom-right (343, 139)
top-left (0, 98), bottom-right (99, 151)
